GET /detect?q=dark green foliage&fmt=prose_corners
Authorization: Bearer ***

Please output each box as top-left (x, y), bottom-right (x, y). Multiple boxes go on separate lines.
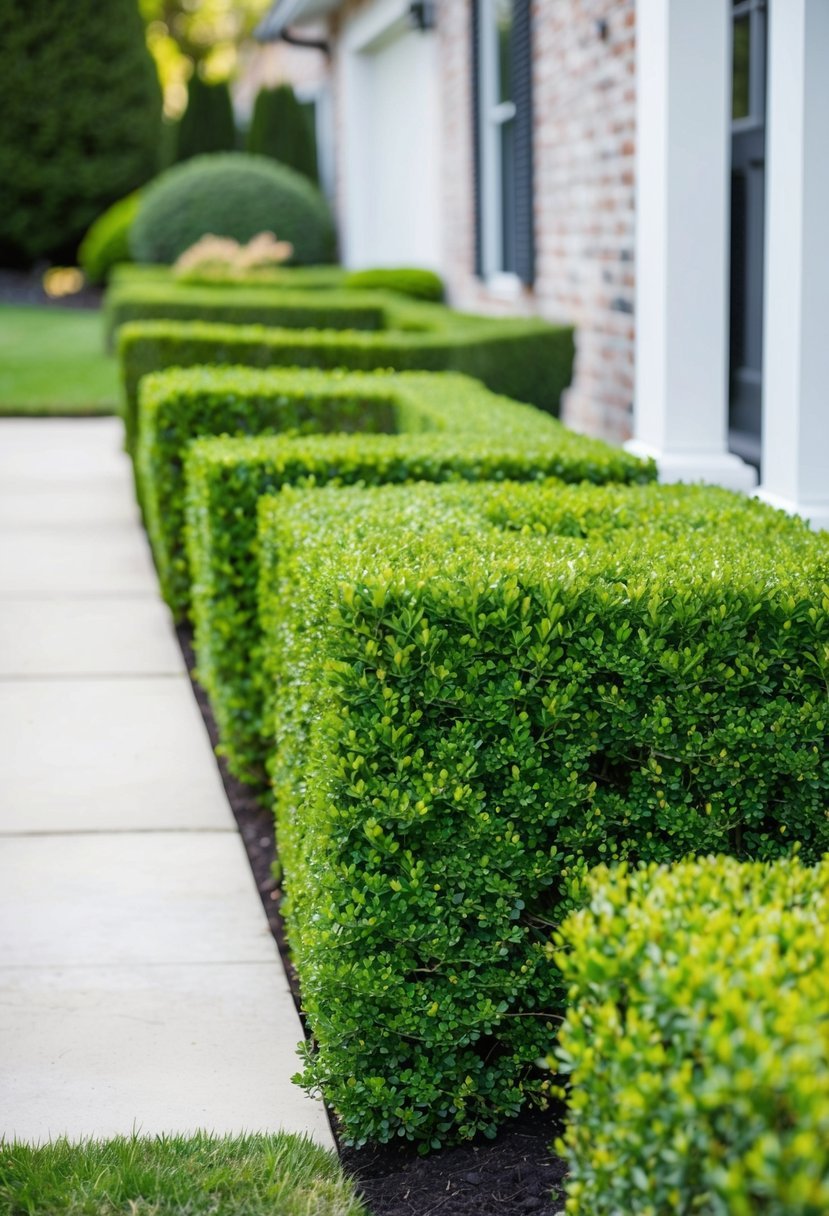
top-left (247, 85), bottom-right (318, 183)
top-left (0, 0), bottom-right (161, 266)
top-left (79, 193), bottom-right (142, 285)
top-left (254, 478), bottom-right (829, 1148)
top-left (118, 310), bottom-right (576, 448)
top-left (129, 153), bottom-right (335, 266)
top-left (167, 369), bottom-right (649, 780)
top-left (555, 854), bottom-right (829, 1214)
top-left (344, 268), bottom-right (445, 302)
top-left (175, 75), bottom-right (237, 163)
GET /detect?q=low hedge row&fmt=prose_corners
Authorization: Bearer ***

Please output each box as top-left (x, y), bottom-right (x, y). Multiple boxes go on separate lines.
top-left (118, 310), bottom-right (576, 448)
top-left (109, 263), bottom-right (347, 291)
top-left (254, 478), bottom-right (829, 1148)
top-left (142, 365), bottom-right (638, 620)
top-left (105, 283), bottom-right (394, 345)
top-left (110, 266), bottom-right (444, 308)
top-left (554, 853), bottom-right (829, 1214)
top-left (173, 372), bottom-right (651, 781)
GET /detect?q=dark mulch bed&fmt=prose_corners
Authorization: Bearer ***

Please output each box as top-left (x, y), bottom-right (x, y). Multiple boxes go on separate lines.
top-left (0, 267), bottom-right (104, 310)
top-left (176, 624), bottom-right (569, 1215)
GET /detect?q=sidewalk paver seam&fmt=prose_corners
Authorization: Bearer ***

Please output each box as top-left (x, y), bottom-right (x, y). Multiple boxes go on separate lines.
top-left (0, 416), bottom-right (332, 1148)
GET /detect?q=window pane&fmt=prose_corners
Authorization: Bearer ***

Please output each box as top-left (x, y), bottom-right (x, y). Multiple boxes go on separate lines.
top-left (495, 0), bottom-right (512, 104)
top-left (732, 15), bottom-right (750, 120)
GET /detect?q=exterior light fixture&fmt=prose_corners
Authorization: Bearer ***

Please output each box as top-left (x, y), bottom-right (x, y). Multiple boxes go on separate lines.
top-left (409, 1), bottom-right (435, 31)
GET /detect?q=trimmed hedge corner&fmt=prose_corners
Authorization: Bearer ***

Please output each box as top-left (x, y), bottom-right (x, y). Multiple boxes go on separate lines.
top-left (118, 309), bottom-right (576, 448)
top-left (254, 478), bottom-right (829, 1149)
top-left (343, 268), bottom-right (444, 302)
top-left (554, 853), bottom-right (829, 1215)
top-left (168, 368), bottom-right (651, 780)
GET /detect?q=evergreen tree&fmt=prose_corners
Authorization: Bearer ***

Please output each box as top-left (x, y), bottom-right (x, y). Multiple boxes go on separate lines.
top-left (247, 85), bottom-right (318, 184)
top-left (0, 0), bottom-right (162, 266)
top-left (175, 75), bottom-right (237, 163)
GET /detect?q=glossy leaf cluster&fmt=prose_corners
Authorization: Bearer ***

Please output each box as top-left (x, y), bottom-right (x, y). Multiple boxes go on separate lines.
top-left (554, 853), bottom-right (829, 1215)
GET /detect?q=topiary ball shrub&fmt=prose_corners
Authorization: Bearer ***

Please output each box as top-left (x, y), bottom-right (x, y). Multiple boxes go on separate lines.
top-left (130, 153), bottom-right (335, 266)
top-left (79, 192), bottom-right (142, 284)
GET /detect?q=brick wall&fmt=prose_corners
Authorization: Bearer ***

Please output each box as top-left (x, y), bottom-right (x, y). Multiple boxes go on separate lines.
top-left (440, 0), bottom-right (636, 442)
top-left (325, 0), bottom-right (636, 443)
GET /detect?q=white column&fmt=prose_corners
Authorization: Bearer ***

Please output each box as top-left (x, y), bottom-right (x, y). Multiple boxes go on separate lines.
top-left (627, 0), bottom-right (757, 491)
top-left (756, 0), bottom-right (829, 531)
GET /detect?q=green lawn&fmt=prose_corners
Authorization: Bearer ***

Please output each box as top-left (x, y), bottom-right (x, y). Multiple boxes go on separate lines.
top-left (0, 1132), bottom-right (367, 1216)
top-left (0, 304), bottom-right (117, 415)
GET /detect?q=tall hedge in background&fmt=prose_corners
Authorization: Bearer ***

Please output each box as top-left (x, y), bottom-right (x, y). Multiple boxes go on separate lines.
top-left (247, 85), bottom-right (318, 184)
top-left (175, 75), bottom-right (237, 163)
top-left (0, 0), bottom-right (161, 266)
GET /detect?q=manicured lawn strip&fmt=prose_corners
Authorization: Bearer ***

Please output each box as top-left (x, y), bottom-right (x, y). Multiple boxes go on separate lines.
top-left (555, 853), bottom-right (829, 1213)
top-left (0, 305), bottom-right (117, 415)
top-left (256, 479), bottom-right (829, 1149)
top-left (179, 388), bottom-right (651, 782)
top-left (0, 1132), bottom-right (366, 1216)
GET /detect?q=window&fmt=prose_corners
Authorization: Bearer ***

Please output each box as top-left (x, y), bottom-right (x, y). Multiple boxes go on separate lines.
top-left (472, 0), bottom-right (534, 285)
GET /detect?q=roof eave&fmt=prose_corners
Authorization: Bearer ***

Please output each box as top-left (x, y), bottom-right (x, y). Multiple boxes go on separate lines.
top-left (255, 0), bottom-right (341, 42)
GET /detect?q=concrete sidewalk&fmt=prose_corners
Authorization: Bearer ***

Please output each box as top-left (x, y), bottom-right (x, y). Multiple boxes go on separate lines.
top-left (0, 418), bottom-right (332, 1147)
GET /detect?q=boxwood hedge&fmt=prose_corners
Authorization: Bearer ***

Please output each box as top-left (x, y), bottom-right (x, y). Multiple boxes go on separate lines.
top-left (177, 375), bottom-right (651, 782)
top-left (255, 478), bottom-right (829, 1149)
top-left (109, 263), bottom-right (347, 291)
top-left (118, 308), bottom-right (575, 448)
top-left (554, 853), bottom-right (829, 1215)
top-left (106, 283), bottom-right (393, 346)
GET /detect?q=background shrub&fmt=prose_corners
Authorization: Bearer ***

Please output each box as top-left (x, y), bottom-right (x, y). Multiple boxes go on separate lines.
top-left (79, 192), bottom-right (142, 285)
top-left (129, 153), bottom-right (335, 266)
top-left (175, 75), bottom-right (236, 163)
top-left (255, 478), bottom-right (829, 1148)
top-left (554, 854), bottom-right (829, 1215)
top-left (167, 370), bottom-right (650, 780)
top-left (0, 0), bottom-right (161, 266)
top-left (247, 85), bottom-right (318, 183)
top-left (118, 312), bottom-right (576, 446)
top-left (106, 284), bottom-right (390, 351)
top-left (343, 268), bottom-right (444, 302)
top-left (110, 263), bottom-right (345, 291)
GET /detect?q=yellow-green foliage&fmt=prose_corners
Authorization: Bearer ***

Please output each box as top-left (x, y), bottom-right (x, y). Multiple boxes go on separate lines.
top-left (554, 853), bottom-right (829, 1215)
top-left (164, 367), bottom-right (650, 780)
top-left (117, 306), bottom-right (575, 448)
top-left (343, 267), bottom-right (444, 302)
top-left (254, 479), bottom-right (829, 1149)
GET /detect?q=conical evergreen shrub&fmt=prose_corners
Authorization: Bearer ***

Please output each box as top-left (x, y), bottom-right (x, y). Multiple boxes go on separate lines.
top-left (247, 85), bottom-right (318, 184)
top-left (175, 75), bottom-right (237, 163)
top-left (0, 0), bottom-right (161, 266)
